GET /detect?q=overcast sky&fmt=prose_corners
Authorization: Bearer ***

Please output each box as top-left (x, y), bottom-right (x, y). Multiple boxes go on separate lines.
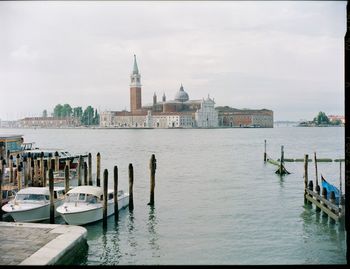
top-left (0, 1), bottom-right (346, 121)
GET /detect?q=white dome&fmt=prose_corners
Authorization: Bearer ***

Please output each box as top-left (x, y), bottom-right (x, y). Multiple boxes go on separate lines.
top-left (174, 84), bottom-right (189, 102)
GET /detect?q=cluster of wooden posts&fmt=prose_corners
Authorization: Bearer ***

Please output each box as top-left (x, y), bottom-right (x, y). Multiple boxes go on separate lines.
top-left (303, 153), bottom-right (345, 222)
top-left (0, 151), bottom-right (158, 225)
top-left (264, 140), bottom-right (290, 175)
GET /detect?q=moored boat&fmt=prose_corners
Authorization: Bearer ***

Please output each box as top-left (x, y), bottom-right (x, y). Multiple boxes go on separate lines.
top-left (56, 185), bottom-right (129, 225)
top-left (1, 186), bottom-right (65, 222)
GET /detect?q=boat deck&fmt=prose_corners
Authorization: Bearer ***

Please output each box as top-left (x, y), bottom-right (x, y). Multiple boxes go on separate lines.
top-left (0, 221), bottom-right (87, 265)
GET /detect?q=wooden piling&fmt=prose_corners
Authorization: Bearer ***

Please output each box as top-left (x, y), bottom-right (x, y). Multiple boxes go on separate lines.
top-left (77, 155), bottom-right (82, 186)
top-left (36, 159), bottom-right (41, 186)
top-left (84, 162), bottom-right (88, 185)
top-left (48, 153), bottom-right (52, 171)
top-left (49, 169), bottom-right (55, 224)
top-left (264, 140), bottom-right (267, 162)
top-left (16, 154), bottom-right (20, 184)
top-left (304, 154), bottom-right (309, 201)
top-left (27, 153), bottom-right (32, 184)
top-left (33, 157), bottom-right (38, 186)
top-left (96, 152), bottom-right (101, 187)
top-left (40, 152), bottom-right (44, 187)
top-left (43, 161), bottom-right (47, 187)
top-left (148, 154), bottom-right (157, 206)
top-left (0, 163), bottom-right (3, 210)
top-left (103, 169), bottom-right (108, 224)
top-left (314, 152), bottom-right (319, 188)
top-left (308, 180), bottom-right (313, 205)
top-left (23, 157), bottom-right (27, 187)
top-left (321, 187), bottom-right (328, 218)
top-left (315, 185), bottom-right (321, 212)
top-left (128, 163), bottom-right (134, 211)
top-left (54, 151), bottom-right (59, 172)
top-left (9, 155), bottom-right (13, 183)
top-left (6, 150), bottom-right (10, 168)
top-left (88, 153), bottom-right (92, 186)
top-left (64, 164), bottom-right (69, 194)
top-left (279, 145), bottom-right (284, 175)
top-left (17, 163), bottom-right (22, 190)
top-left (114, 166), bottom-right (118, 221)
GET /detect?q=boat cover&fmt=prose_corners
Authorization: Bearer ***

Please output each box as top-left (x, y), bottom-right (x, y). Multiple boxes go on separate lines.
top-left (321, 175), bottom-right (340, 205)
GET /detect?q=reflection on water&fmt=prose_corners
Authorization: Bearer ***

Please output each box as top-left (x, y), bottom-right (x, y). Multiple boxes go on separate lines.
top-left (148, 206), bottom-right (160, 258)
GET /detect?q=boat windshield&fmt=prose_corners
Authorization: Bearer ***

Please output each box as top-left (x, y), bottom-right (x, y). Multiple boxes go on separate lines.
top-left (16, 194), bottom-right (49, 201)
top-left (66, 193), bottom-right (87, 202)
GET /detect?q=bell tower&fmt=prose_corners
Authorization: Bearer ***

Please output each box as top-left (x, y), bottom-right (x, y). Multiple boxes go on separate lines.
top-left (130, 54), bottom-right (142, 113)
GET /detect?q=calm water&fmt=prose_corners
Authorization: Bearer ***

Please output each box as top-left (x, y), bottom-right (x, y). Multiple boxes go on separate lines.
top-left (1, 127), bottom-right (346, 265)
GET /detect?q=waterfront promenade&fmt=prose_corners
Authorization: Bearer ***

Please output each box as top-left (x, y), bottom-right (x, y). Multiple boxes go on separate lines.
top-left (0, 221), bottom-right (87, 265)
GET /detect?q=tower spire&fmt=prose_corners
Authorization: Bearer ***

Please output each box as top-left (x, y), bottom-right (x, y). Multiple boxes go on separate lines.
top-left (133, 54), bottom-right (139, 74)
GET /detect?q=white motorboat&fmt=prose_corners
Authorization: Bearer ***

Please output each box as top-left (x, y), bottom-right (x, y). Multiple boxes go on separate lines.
top-left (56, 185), bottom-right (129, 225)
top-left (1, 186), bottom-right (65, 222)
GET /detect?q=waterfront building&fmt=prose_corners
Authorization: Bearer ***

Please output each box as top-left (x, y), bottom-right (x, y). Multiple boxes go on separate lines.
top-left (216, 106), bottom-right (273, 128)
top-left (19, 117), bottom-right (81, 128)
top-left (327, 115), bottom-right (345, 124)
top-left (99, 55), bottom-right (273, 128)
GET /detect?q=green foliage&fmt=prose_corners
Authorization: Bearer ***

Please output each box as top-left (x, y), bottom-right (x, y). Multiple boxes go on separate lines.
top-left (52, 104), bottom-right (99, 125)
top-left (313, 111), bottom-right (329, 125)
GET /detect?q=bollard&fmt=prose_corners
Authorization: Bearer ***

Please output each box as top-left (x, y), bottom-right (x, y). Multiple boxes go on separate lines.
top-left (84, 162), bottom-right (88, 185)
top-left (103, 169), bottom-right (108, 225)
top-left (9, 155), bottom-right (13, 183)
top-left (96, 152), bottom-right (101, 187)
top-left (64, 165), bottom-right (69, 194)
top-left (264, 140), bottom-right (267, 162)
top-left (114, 165), bottom-right (118, 221)
top-left (49, 169), bottom-right (55, 224)
top-left (88, 153), bottom-right (92, 186)
top-left (54, 151), bottom-right (59, 172)
top-left (148, 154), bottom-right (157, 206)
top-left (128, 163), bottom-right (134, 211)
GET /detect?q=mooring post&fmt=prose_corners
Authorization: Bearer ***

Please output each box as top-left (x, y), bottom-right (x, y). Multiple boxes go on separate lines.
top-left (96, 152), bottom-right (101, 187)
top-left (307, 180), bottom-right (313, 205)
top-left (88, 153), bottom-right (92, 186)
top-left (54, 151), bottom-right (59, 172)
top-left (84, 162), bottom-right (88, 185)
top-left (40, 152), bottom-right (44, 186)
top-left (64, 164), bottom-right (69, 194)
top-left (114, 165), bottom-right (119, 221)
top-left (9, 155), bottom-right (13, 183)
top-left (148, 154), bottom-right (157, 206)
top-left (264, 140), bottom-right (267, 162)
top-left (31, 158), bottom-right (35, 186)
top-left (17, 163), bottom-right (22, 190)
top-left (339, 161), bottom-right (343, 209)
top-left (314, 152), bottom-right (319, 188)
top-left (6, 150), bottom-right (10, 168)
top-left (78, 155), bottom-right (82, 186)
top-left (128, 163), bottom-right (134, 211)
top-left (49, 168), bottom-right (55, 224)
top-left (48, 153), bottom-right (52, 171)
top-left (304, 154), bottom-right (309, 202)
top-left (43, 160), bottom-right (47, 187)
top-left (0, 163), bottom-right (3, 216)
top-left (27, 153), bottom-right (32, 183)
top-left (22, 157), bottom-right (27, 187)
top-left (33, 157), bottom-right (38, 186)
top-left (315, 184), bottom-right (321, 212)
top-left (103, 169), bottom-right (108, 225)
top-left (36, 159), bottom-right (41, 186)
top-left (322, 187), bottom-right (328, 218)
top-left (16, 154), bottom-right (21, 184)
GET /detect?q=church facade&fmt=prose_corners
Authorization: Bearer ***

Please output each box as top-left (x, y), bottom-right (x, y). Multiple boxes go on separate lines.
top-left (100, 55), bottom-right (273, 128)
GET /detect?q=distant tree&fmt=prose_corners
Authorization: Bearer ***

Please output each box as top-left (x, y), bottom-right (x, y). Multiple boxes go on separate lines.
top-left (42, 109), bottom-right (48, 118)
top-left (82, 106), bottom-right (94, 125)
top-left (53, 104), bottom-right (63, 117)
top-left (73, 107), bottom-right (83, 119)
top-left (61, 104), bottom-right (72, 117)
top-left (93, 109), bottom-right (100, 125)
top-left (313, 111), bottom-right (330, 125)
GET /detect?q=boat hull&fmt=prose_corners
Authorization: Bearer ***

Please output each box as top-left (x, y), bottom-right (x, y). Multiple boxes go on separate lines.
top-left (58, 195), bottom-right (129, 225)
top-left (2, 200), bottom-right (64, 222)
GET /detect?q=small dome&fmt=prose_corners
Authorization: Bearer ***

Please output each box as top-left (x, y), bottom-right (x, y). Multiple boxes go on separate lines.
top-left (174, 84), bottom-right (189, 102)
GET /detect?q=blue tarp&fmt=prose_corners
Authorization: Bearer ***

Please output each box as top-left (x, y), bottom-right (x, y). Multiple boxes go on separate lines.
top-left (321, 175), bottom-right (340, 205)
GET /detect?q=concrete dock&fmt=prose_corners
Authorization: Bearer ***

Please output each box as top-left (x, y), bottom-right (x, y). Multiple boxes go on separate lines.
top-left (0, 221), bottom-right (87, 265)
